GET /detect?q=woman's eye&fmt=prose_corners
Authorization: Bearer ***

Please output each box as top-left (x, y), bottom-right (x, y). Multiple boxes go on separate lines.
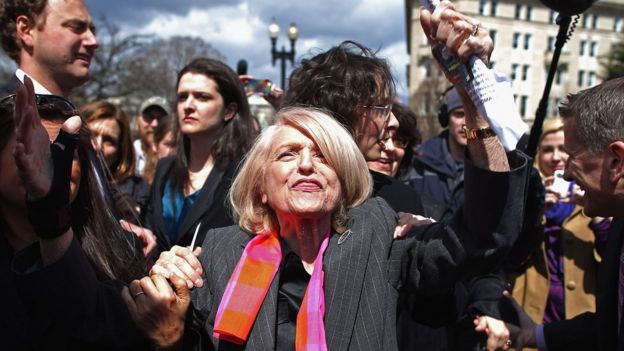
top-left (276, 151), bottom-right (296, 160)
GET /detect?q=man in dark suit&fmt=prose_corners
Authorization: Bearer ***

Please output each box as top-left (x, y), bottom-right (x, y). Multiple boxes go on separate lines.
top-left (501, 77), bottom-right (624, 350)
top-left (0, 0), bottom-right (98, 98)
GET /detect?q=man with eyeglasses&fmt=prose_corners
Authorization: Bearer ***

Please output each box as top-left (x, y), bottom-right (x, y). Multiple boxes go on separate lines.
top-left (0, 0), bottom-right (98, 98)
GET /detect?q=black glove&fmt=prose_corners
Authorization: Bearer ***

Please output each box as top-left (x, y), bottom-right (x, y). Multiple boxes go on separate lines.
top-left (26, 129), bottom-right (80, 239)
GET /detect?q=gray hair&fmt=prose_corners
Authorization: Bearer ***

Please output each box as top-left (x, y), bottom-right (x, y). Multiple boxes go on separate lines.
top-left (559, 77), bottom-right (624, 154)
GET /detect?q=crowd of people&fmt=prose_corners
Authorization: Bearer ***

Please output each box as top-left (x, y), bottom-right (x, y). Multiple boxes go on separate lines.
top-left (0, 0), bottom-right (623, 351)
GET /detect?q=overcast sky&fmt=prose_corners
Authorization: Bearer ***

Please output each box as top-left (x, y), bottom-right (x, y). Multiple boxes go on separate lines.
top-left (84, 0), bottom-right (411, 100)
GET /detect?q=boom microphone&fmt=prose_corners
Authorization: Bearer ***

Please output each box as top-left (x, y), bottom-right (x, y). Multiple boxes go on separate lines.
top-left (538, 0), bottom-right (597, 16)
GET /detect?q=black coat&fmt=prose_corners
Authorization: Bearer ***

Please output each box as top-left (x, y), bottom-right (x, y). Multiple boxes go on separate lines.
top-left (144, 157), bottom-right (237, 251)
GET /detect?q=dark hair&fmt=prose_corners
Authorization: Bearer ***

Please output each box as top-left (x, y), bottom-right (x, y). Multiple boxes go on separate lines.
top-left (81, 100), bottom-right (136, 183)
top-left (284, 40), bottom-right (396, 136)
top-left (392, 103), bottom-right (421, 177)
top-left (0, 104), bottom-right (146, 283)
top-left (0, 0), bottom-right (47, 62)
top-left (171, 58), bottom-right (256, 193)
top-left (559, 76), bottom-right (624, 154)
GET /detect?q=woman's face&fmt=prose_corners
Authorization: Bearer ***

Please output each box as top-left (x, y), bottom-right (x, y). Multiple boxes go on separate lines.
top-left (263, 126), bottom-right (342, 222)
top-left (88, 118), bottom-right (120, 169)
top-left (176, 73), bottom-right (234, 139)
top-left (538, 130), bottom-right (568, 177)
top-left (366, 128), bottom-right (405, 177)
top-left (357, 107), bottom-right (400, 172)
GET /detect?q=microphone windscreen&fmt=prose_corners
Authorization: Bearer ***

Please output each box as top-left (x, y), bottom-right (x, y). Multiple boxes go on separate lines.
top-left (538, 0), bottom-right (597, 16)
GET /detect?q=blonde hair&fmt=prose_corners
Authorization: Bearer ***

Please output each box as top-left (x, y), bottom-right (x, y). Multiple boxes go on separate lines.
top-left (535, 116), bottom-right (565, 177)
top-left (229, 106), bottom-right (373, 234)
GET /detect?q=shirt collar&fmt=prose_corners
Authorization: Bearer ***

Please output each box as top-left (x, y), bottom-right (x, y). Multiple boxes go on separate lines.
top-left (15, 69), bottom-right (53, 94)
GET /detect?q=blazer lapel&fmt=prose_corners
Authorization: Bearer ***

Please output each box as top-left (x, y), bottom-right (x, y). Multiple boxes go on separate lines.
top-left (323, 222), bottom-right (373, 350)
top-left (176, 167), bottom-right (225, 243)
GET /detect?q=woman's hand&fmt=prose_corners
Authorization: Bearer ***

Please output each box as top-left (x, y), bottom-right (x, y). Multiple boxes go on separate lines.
top-left (394, 212), bottom-right (436, 239)
top-left (474, 316), bottom-right (512, 350)
top-left (150, 245), bottom-right (203, 289)
top-left (120, 220), bottom-right (157, 258)
top-left (475, 291), bottom-right (538, 350)
top-left (122, 274), bottom-right (190, 350)
top-left (419, 0), bottom-right (493, 68)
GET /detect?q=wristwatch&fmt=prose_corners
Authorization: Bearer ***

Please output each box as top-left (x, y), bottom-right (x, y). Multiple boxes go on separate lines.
top-left (463, 126), bottom-right (496, 140)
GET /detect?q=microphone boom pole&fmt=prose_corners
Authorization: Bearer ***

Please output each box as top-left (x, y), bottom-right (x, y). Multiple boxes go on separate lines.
top-left (525, 15), bottom-right (572, 159)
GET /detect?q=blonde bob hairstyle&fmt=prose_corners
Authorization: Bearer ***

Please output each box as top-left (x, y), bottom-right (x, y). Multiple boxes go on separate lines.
top-left (229, 106), bottom-right (373, 234)
top-left (535, 116), bottom-right (565, 177)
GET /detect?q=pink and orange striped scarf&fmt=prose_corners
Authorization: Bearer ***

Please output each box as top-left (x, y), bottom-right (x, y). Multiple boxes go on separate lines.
top-left (213, 229), bottom-right (329, 350)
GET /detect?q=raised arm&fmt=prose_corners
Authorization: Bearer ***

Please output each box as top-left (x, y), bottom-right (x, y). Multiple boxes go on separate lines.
top-left (420, 0), bottom-right (509, 172)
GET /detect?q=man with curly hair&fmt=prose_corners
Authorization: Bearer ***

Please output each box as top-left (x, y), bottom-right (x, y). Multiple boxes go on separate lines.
top-left (0, 0), bottom-right (98, 97)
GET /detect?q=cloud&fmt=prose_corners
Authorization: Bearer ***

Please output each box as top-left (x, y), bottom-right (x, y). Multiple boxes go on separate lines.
top-left (86, 0), bottom-right (408, 98)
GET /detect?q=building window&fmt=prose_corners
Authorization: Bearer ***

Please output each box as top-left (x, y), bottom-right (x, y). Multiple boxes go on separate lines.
top-left (582, 14), bottom-right (589, 28)
top-left (549, 10), bottom-right (558, 24)
top-left (489, 29), bottom-right (497, 45)
top-left (592, 14), bottom-right (599, 29)
top-left (615, 17), bottom-right (623, 32)
top-left (513, 32), bottom-right (520, 49)
top-left (548, 36), bottom-right (555, 52)
top-left (515, 4), bottom-right (521, 19)
top-left (580, 40), bottom-right (587, 55)
top-left (490, 0), bottom-right (498, 16)
top-left (526, 5), bottom-right (532, 21)
top-left (524, 33), bottom-right (532, 50)
top-left (479, 0), bottom-right (487, 15)
top-left (578, 70), bottom-right (585, 86)
top-left (511, 63), bottom-right (519, 80)
top-left (522, 65), bottom-right (529, 81)
top-left (520, 96), bottom-right (528, 117)
top-left (590, 41), bottom-right (598, 57)
top-left (589, 71), bottom-right (596, 86)
top-left (555, 67), bottom-right (567, 85)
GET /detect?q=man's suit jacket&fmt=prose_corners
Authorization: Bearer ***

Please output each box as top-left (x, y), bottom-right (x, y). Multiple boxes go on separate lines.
top-left (0, 74), bottom-right (20, 97)
top-left (187, 151), bottom-right (530, 350)
top-left (143, 156), bottom-right (237, 252)
top-left (543, 218), bottom-right (624, 351)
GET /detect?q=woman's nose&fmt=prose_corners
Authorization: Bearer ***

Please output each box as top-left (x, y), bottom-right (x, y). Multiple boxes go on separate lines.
top-left (298, 150), bottom-right (314, 173)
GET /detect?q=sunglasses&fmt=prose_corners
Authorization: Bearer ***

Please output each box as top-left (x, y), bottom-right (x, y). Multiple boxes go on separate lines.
top-left (0, 93), bottom-right (79, 120)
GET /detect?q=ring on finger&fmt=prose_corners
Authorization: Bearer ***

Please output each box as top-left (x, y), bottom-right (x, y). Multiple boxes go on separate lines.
top-left (134, 291), bottom-right (145, 299)
top-left (471, 23), bottom-right (479, 36)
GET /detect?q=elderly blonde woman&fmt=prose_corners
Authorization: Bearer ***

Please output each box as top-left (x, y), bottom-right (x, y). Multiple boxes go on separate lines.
top-left (122, 101), bottom-right (530, 350)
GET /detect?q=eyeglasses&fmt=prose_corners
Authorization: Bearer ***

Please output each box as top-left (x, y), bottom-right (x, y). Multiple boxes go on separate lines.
top-left (362, 104), bottom-right (393, 120)
top-left (378, 135), bottom-right (408, 149)
top-left (0, 93), bottom-right (78, 119)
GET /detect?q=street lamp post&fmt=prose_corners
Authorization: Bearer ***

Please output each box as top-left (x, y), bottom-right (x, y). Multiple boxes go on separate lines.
top-left (268, 18), bottom-right (298, 89)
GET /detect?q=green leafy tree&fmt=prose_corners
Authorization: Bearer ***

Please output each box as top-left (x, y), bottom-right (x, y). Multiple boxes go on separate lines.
top-left (600, 42), bottom-right (624, 80)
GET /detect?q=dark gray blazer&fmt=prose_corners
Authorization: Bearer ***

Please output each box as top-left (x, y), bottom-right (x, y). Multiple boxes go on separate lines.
top-left (186, 151), bottom-right (530, 350)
